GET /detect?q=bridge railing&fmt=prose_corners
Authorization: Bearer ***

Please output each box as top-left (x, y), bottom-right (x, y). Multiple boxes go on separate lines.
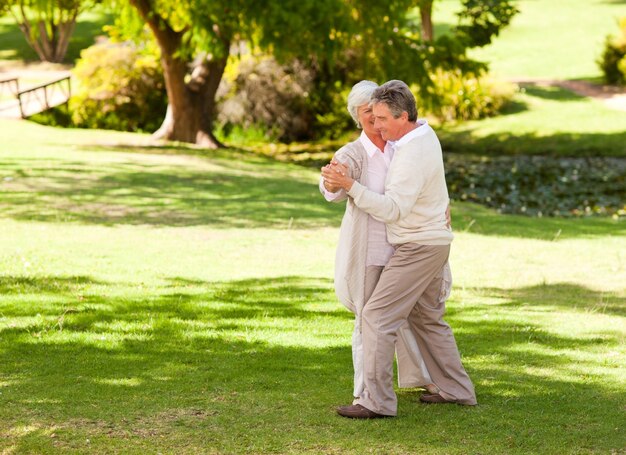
top-left (16, 76), bottom-right (71, 118)
top-left (0, 77), bottom-right (20, 99)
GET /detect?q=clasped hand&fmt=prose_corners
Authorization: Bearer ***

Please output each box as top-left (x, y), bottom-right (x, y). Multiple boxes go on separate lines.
top-left (321, 160), bottom-right (354, 192)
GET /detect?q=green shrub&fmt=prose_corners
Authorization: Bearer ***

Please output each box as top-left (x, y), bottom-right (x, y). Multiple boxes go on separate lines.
top-left (416, 69), bottom-right (516, 123)
top-left (311, 84), bottom-right (353, 140)
top-left (218, 57), bottom-right (511, 142)
top-left (618, 55), bottom-right (626, 82)
top-left (598, 17), bottom-right (626, 85)
top-left (217, 55), bottom-right (319, 142)
top-left (445, 155), bottom-right (625, 218)
top-left (70, 42), bottom-right (167, 132)
top-left (29, 104), bottom-right (72, 128)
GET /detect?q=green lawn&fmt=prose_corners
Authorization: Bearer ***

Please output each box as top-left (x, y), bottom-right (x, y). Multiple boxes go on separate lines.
top-left (431, 0), bottom-right (626, 80)
top-left (1, 120), bottom-right (625, 454)
top-left (439, 84), bottom-right (626, 156)
top-left (427, 0), bottom-right (626, 156)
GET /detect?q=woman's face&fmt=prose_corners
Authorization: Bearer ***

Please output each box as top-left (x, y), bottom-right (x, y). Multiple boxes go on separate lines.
top-left (356, 103), bottom-right (378, 137)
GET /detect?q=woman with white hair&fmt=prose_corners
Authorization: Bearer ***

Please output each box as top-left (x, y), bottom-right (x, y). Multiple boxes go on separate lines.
top-left (320, 80), bottom-right (451, 402)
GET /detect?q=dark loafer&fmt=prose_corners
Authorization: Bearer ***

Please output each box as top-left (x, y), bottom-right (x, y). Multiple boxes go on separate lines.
top-left (419, 393), bottom-right (455, 404)
top-left (336, 404), bottom-right (391, 419)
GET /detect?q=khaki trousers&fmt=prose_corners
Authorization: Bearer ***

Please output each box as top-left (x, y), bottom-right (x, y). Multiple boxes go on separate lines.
top-left (356, 243), bottom-right (477, 416)
top-left (352, 266), bottom-right (433, 399)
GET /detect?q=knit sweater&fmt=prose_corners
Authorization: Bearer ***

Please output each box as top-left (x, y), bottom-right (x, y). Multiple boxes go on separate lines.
top-left (347, 122), bottom-right (453, 245)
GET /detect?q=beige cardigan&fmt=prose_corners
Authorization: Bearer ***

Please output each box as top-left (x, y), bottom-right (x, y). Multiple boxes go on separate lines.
top-left (322, 138), bottom-right (369, 314)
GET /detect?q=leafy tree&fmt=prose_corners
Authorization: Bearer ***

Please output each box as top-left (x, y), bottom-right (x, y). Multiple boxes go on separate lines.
top-left (122, 0), bottom-right (351, 147)
top-left (117, 0), bottom-right (517, 147)
top-left (333, 0), bottom-right (517, 94)
top-left (413, 0), bottom-right (517, 44)
top-left (0, 0), bottom-right (99, 63)
top-left (417, 0), bottom-right (434, 41)
top-left (455, 0), bottom-right (518, 47)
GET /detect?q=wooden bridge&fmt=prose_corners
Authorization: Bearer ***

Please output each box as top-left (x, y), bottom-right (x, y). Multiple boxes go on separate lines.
top-left (0, 74), bottom-right (71, 119)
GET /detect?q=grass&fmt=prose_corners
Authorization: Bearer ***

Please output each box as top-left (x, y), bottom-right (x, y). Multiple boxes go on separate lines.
top-left (431, 0), bottom-right (626, 80)
top-left (1, 119), bottom-right (625, 454)
top-left (426, 0), bottom-right (626, 156)
top-left (439, 84), bottom-right (626, 156)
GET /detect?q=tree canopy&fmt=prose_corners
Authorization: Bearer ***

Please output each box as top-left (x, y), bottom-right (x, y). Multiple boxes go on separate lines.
top-left (114, 0), bottom-right (518, 146)
top-left (0, 0), bottom-right (100, 62)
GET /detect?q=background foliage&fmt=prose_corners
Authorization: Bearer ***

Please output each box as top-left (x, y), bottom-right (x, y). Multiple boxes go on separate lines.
top-left (599, 17), bottom-right (626, 85)
top-left (445, 155), bottom-right (626, 218)
top-left (65, 0), bottom-right (520, 143)
top-left (69, 42), bottom-right (166, 132)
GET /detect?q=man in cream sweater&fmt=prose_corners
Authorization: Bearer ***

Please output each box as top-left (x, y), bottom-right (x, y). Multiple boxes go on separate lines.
top-left (322, 80), bottom-right (477, 418)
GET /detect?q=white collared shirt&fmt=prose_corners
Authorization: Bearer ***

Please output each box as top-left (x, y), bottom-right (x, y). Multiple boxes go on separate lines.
top-left (392, 119), bottom-right (429, 150)
top-left (360, 132), bottom-right (395, 266)
top-left (321, 131), bottom-right (395, 266)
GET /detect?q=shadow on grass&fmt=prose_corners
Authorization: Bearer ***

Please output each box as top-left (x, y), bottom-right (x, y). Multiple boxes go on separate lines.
top-left (0, 275), bottom-right (102, 294)
top-left (0, 152), bottom-right (345, 229)
top-left (1, 274), bottom-right (624, 452)
top-left (519, 84), bottom-right (585, 102)
top-left (0, 18), bottom-right (38, 62)
top-left (447, 282), bottom-right (626, 321)
top-left (0, 143), bottom-right (622, 239)
top-left (497, 282), bottom-right (625, 318)
top-left (439, 84), bottom-right (626, 157)
top-left (498, 98), bottom-right (529, 116)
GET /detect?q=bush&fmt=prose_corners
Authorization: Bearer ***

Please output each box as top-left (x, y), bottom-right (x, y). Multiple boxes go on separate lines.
top-left (29, 105), bottom-right (73, 128)
top-left (445, 155), bottom-right (626, 218)
top-left (598, 17), bottom-right (626, 85)
top-left (416, 69), bottom-right (515, 123)
top-left (70, 42), bottom-right (167, 132)
top-left (311, 84), bottom-right (354, 140)
top-left (217, 55), bottom-right (320, 142)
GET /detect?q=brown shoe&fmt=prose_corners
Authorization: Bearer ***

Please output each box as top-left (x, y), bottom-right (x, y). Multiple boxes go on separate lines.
top-left (419, 393), bottom-right (455, 404)
top-left (336, 404), bottom-right (391, 419)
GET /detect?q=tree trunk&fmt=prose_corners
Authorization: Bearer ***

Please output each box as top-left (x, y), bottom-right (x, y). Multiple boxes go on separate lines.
top-left (420, 0), bottom-right (434, 41)
top-left (129, 0), bottom-right (229, 148)
top-left (153, 54), bottom-right (228, 148)
top-left (54, 17), bottom-right (78, 63)
top-left (12, 5), bottom-right (78, 63)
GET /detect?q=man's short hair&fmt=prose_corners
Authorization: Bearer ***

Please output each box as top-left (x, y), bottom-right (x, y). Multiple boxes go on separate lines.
top-left (371, 80), bottom-right (417, 122)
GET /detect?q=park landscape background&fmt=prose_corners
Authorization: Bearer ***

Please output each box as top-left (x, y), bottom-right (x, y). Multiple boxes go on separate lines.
top-left (0, 0), bottom-right (625, 454)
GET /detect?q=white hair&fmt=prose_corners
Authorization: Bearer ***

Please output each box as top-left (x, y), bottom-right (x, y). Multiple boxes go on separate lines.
top-left (347, 80), bottom-right (379, 129)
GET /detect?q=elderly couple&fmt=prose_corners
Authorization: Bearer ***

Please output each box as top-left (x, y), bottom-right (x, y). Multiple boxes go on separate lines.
top-left (320, 80), bottom-right (477, 419)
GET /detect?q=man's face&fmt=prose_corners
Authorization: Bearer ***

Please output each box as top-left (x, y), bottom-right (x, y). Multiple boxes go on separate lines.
top-left (372, 102), bottom-right (408, 141)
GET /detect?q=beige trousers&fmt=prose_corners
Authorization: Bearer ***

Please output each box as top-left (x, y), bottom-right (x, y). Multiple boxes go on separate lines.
top-left (356, 243), bottom-right (477, 416)
top-left (352, 266), bottom-right (432, 399)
